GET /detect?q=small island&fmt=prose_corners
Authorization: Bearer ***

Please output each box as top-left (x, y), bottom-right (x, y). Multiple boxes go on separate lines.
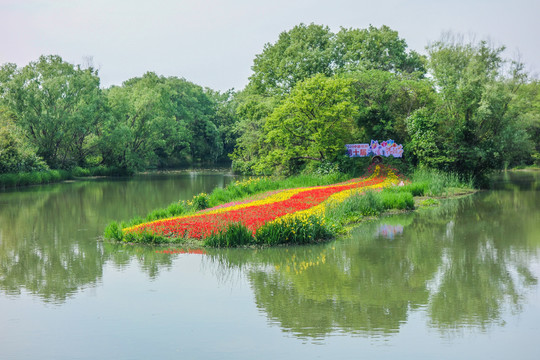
top-left (104, 163), bottom-right (475, 247)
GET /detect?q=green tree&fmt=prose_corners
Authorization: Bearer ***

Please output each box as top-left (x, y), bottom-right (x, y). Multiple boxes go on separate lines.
top-left (410, 36), bottom-right (531, 182)
top-left (350, 69), bottom-right (434, 142)
top-left (101, 73), bottom-right (227, 171)
top-left (0, 107), bottom-right (48, 173)
top-left (249, 23), bottom-right (335, 97)
top-left (247, 23), bottom-right (426, 97)
top-left (230, 91), bottom-right (278, 173)
top-left (164, 77), bottom-right (222, 164)
top-left (101, 72), bottom-right (190, 171)
top-left (0, 55), bottom-right (105, 168)
top-left (507, 80), bottom-right (540, 165)
top-left (233, 23), bottom-right (428, 174)
top-left (335, 25), bottom-right (426, 74)
top-left (207, 89), bottom-right (240, 162)
top-left (257, 74), bottom-right (359, 174)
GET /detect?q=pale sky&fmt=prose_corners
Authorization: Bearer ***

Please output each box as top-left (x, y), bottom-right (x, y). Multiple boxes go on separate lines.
top-left (1, 0), bottom-right (538, 91)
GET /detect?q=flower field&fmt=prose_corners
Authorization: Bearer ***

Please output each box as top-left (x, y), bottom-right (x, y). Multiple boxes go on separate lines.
top-left (122, 165), bottom-right (401, 244)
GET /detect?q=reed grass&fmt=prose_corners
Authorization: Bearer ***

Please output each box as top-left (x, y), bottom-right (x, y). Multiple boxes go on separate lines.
top-left (0, 169), bottom-right (71, 189)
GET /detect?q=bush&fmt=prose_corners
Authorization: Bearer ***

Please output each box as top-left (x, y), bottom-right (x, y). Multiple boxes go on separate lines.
top-left (326, 191), bottom-right (384, 221)
top-left (325, 189), bottom-right (415, 226)
top-left (104, 221), bottom-right (124, 241)
top-left (254, 215), bottom-right (335, 246)
top-left (146, 208), bottom-right (170, 221)
top-left (189, 193), bottom-right (210, 211)
top-left (379, 190), bottom-right (414, 210)
top-left (411, 168), bottom-right (473, 196)
top-left (0, 173), bottom-right (17, 188)
top-left (166, 202), bottom-right (187, 217)
top-left (204, 222), bottom-right (254, 247)
top-left (72, 166), bottom-right (91, 177)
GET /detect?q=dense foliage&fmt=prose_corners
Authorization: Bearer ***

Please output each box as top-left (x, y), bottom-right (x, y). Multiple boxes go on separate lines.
top-left (232, 25), bottom-right (538, 183)
top-left (1, 24), bottom-right (538, 184)
top-left (0, 57), bottom-right (236, 175)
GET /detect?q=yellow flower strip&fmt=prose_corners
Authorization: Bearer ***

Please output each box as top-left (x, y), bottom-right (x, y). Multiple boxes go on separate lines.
top-left (123, 166), bottom-right (382, 234)
top-left (268, 168), bottom-right (400, 224)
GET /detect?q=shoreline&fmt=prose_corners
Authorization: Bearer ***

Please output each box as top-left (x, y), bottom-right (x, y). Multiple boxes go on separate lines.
top-left (110, 183), bottom-right (478, 249)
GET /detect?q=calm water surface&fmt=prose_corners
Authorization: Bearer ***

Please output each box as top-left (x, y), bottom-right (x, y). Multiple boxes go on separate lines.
top-left (1, 170), bottom-right (539, 359)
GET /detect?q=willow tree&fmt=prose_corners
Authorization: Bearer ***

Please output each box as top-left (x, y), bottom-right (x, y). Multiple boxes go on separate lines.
top-left (408, 35), bottom-right (531, 183)
top-left (0, 55), bottom-right (105, 168)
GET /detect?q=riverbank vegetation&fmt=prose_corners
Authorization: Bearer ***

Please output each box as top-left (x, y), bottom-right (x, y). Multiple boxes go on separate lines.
top-left (103, 164), bottom-right (474, 246)
top-left (1, 23), bottom-right (539, 190)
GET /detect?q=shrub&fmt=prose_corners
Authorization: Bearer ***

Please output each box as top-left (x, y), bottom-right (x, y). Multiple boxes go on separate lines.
top-left (411, 168), bottom-right (471, 196)
top-left (254, 215), bottom-right (335, 246)
top-left (189, 193), bottom-right (210, 211)
top-left (72, 166), bottom-right (91, 177)
top-left (166, 202), bottom-right (187, 217)
top-left (104, 221), bottom-right (124, 241)
top-left (326, 191), bottom-right (384, 221)
top-left (204, 222), bottom-right (254, 247)
top-left (0, 173), bottom-right (17, 188)
top-left (146, 208), bottom-right (170, 221)
top-left (379, 190), bottom-right (414, 210)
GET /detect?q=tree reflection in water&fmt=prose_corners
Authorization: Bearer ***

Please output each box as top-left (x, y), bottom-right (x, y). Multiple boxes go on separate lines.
top-left (1, 172), bottom-right (538, 337)
top-left (206, 185), bottom-right (540, 339)
top-left (0, 177), bottom-right (217, 303)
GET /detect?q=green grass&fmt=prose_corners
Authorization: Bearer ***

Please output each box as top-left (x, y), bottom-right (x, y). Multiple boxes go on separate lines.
top-left (324, 189), bottom-right (414, 226)
top-left (103, 165), bottom-right (477, 246)
top-left (409, 168), bottom-right (473, 196)
top-left (204, 172), bottom-right (349, 209)
top-left (0, 166), bottom-right (132, 190)
top-left (203, 215), bottom-right (337, 247)
top-left (204, 223), bottom-right (254, 247)
top-left (0, 169), bottom-right (72, 189)
top-left (254, 215), bottom-right (336, 246)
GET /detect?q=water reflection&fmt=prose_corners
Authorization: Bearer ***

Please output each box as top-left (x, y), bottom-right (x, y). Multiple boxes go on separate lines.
top-left (0, 170), bottom-right (538, 340)
top-left (205, 177), bottom-right (540, 339)
top-left (375, 223), bottom-right (404, 239)
top-left (0, 173), bottom-right (235, 303)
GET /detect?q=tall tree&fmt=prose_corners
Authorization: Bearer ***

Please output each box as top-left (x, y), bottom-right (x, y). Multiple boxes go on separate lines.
top-left (247, 23), bottom-right (426, 97)
top-left (0, 107), bottom-right (48, 173)
top-left (0, 55), bottom-right (104, 168)
top-left (249, 23), bottom-right (335, 97)
top-left (229, 91), bottom-right (278, 173)
top-left (257, 74), bottom-right (359, 175)
top-left (349, 70), bottom-right (434, 142)
top-left (334, 25), bottom-right (425, 74)
top-left (164, 77), bottom-right (222, 163)
top-left (507, 80), bottom-right (540, 165)
top-left (408, 35), bottom-right (530, 182)
top-left (101, 72), bottom-right (190, 171)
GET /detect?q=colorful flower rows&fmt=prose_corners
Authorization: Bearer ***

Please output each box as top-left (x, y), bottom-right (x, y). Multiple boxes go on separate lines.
top-left (124, 165), bottom-right (399, 241)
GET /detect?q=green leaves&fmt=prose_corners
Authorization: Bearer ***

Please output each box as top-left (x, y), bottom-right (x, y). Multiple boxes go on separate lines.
top-left (257, 74), bottom-right (358, 174)
top-left (248, 23), bottom-right (426, 97)
top-left (0, 55), bottom-right (104, 169)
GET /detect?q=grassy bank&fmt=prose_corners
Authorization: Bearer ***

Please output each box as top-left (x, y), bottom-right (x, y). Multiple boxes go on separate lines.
top-left (0, 166), bottom-right (132, 190)
top-left (104, 165), bottom-right (475, 247)
top-left (0, 169), bottom-right (72, 189)
top-left (104, 171), bottom-right (352, 241)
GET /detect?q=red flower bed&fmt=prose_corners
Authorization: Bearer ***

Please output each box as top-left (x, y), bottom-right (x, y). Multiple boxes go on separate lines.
top-left (127, 176), bottom-right (386, 240)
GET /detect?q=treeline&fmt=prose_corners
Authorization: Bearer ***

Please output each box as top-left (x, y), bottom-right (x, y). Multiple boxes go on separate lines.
top-left (0, 57), bottom-right (237, 175)
top-left (231, 25), bottom-right (540, 184)
top-left (1, 23), bottom-right (539, 184)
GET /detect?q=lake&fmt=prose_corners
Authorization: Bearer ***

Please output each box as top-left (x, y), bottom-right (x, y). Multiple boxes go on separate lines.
top-left (1, 170), bottom-right (539, 359)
